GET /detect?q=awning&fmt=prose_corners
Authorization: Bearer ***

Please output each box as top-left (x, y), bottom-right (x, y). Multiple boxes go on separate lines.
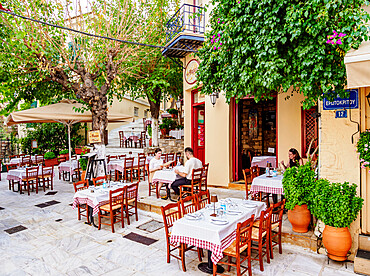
top-left (344, 41), bottom-right (370, 89)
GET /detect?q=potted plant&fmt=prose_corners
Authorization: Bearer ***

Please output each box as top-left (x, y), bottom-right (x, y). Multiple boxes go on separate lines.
top-left (310, 179), bottom-right (363, 261)
top-left (75, 146), bottom-right (90, 155)
top-left (79, 153), bottom-right (88, 180)
top-left (59, 149), bottom-right (69, 160)
top-left (282, 162), bottom-right (316, 233)
top-left (167, 108), bottom-right (178, 118)
top-left (44, 152), bottom-right (58, 167)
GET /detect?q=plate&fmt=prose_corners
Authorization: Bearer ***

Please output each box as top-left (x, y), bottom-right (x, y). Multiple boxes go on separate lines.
top-left (211, 219), bottom-right (229, 225)
top-left (185, 214), bottom-right (202, 220)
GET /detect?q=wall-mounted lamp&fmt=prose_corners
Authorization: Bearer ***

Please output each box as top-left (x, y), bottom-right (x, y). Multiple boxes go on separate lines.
top-left (210, 92), bottom-right (218, 106)
top-left (176, 99), bottom-right (182, 109)
top-left (366, 93), bottom-right (370, 107)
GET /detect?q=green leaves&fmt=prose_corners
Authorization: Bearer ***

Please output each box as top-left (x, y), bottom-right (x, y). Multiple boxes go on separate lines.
top-left (197, 0), bottom-right (370, 108)
top-left (357, 130), bottom-right (370, 169)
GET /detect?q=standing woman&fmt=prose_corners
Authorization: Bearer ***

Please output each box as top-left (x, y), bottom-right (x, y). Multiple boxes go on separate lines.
top-left (281, 148), bottom-right (303, 169)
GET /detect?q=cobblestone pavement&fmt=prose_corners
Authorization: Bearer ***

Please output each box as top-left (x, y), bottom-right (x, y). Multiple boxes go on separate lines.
top-left (0, 172), bottom-right (357, 276)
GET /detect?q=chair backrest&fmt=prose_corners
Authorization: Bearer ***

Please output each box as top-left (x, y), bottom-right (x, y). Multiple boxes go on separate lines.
top-left (58, 156), bottom-right (67, 163)
top-left (251, 165), bottom-right (260, 176)
top-left (42, 166), bottom-right (54, 178)
top-left (140, 132), bottom-right (146, 146)
top-left (21, 156), bottom-right (31, 166)
top-left (148, 152), bottom-right (155, 157)
top-left (107, 155), bottom-right (117, 163)
top-left (161, 202), bottom-right (181, 238)
top-left (196, 189), bottom-right (210, 209)
top-left (191, 167), bottom-right (203, 190)
top-left (160, 153), bottom-right (167, 162)
top-left (257, 206), bottom-right (273, 237)
top-left (124, 157), bottom-right (134, 168)
top-left (272, 199), bottom-right (286, 226)
top-left (109, 187), bottom-right (125, 209)
top-left (73, 179), bottom-right (88, 192)
top-left (167, 153), bottom-right (175, 162)
top-left (201, 163), bottom-right (209, 190)
top-left (19, 154), bottom-right (25, 157)
top-left (138, 153), bottom-right (145, 158)
top-left (236, 215), bottom-right (255, 255)
top-left (9, 154), bottom-right (18, 159)
top-left (118, 155), bottom-right (126, 160)
top-left (126, 182), bottom-right (139, 201)
top-left (119, 131), bottom-right (125, 140)
top-left (175, 152), bottom-right (181, 163)
top-left (36, 155), bottom-right (44, 165)
top-left (6, 163), bottom-right (17, 171)
top-left (26, 167), bottom-right (39, 179)
top-left (138, 156), bottom-right (146, 167)
top-left (179, 195), bottom-right (198, 215)
top-left (93, 176), bottom-right (107, 186)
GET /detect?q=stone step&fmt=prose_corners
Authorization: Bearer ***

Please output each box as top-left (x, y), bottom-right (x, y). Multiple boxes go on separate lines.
top-left (354, 249), bottom-right (370, 275)
top-left (360, 234), bottom-right (370, 251)
top-left (228, 181), bottom-right (245, 191)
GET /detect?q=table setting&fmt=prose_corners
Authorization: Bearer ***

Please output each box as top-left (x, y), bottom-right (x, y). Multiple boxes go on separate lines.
top-left (170, 197), bottom-right (266, 271)
top-left (250, 173), bottom-right (284, 195)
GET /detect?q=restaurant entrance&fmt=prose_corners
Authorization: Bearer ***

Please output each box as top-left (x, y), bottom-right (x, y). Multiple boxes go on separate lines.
top-left (192, 89), bottom-right (205, 164)
top-left (232, 98), bottom-right (277, 181)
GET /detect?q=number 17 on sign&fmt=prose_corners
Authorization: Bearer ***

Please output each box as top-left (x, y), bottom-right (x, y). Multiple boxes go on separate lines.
top-left (335, 110), bottom-right (347, 118)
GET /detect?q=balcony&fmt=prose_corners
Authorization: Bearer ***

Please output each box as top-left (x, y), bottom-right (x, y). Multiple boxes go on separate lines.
top-left (162, 4), bottom-right (205, 58)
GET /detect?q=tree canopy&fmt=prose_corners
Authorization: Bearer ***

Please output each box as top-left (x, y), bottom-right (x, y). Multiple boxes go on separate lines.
top-left (196, 0), bottom-right (370, 108)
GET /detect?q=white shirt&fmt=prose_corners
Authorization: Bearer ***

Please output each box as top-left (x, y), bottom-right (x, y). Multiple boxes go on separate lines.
top-left (184, 157), bottom-right (203, 180)
top-left (149, 157), bottom-right (163, 171)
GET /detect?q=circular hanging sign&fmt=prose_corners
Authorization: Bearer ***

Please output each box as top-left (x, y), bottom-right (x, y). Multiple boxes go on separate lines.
top-left (185, 59), bottom-right (199, 85)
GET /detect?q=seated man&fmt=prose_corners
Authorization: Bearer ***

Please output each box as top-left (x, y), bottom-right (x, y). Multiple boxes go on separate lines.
top-left (171, 147), bottom-right (202, 200)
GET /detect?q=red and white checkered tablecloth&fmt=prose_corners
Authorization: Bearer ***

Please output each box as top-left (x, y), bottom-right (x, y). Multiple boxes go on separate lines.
top-left (72, 197), bottom-right (109, 216)
top-left (170, 198), bottom-right (266, 264)
top-left (250, 174), bottom-right (284, 195)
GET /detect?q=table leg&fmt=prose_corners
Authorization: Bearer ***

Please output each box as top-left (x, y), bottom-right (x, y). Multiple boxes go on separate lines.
top-left (85, 206), bottom-right (98, 228)
top-left (198, 250), bottom-right (224, 274)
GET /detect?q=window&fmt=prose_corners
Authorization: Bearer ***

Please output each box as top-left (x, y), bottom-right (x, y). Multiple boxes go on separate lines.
top-left (301, 107), bottom-right (318, 158)
top-left (144, 110), bottom-right (148, 118)
top-left (134, 107), bottom-right (139, 117)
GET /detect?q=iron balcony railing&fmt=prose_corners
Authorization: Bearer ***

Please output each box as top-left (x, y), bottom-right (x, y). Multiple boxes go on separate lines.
top-left (165, 4), bottom-right (205, 44)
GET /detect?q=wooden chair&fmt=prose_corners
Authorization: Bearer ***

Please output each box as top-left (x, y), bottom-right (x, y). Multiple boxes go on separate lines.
top-left (138, 153), bottom-right (145, 158)
top-left (201, 163), bottom-right (209, 191)
top-left (242, 168), bottom-right (260, 201)
top-left (21, 167), bottom-right (39, 195)
top-left (118, 154), bottom-right (126, 160)
top-left (124, 182), bottom-right (139, 225)
top-left (196, 189), bottom-right (210, 209)
top-left (134, 156), bottom-right (146, 181)
top-left (73, 180), bottom-right (89, 223)
top-left (9, 154), bottom-right (18, 159)
top-left (175, 152), bottom-right (181, 164)
top-left (251, 206), bottom-right (273, 271)
top-left (93, 175), bottom-right (107, 187)
top-left (179, 167), bottom-right (203, 199)
top-left (139, 131), bottom-right (146, 148)
top-left (38, 166), bottom-right (54, 192)
top-left (6, 163), bottom-right (17, 191)
top-left (160, 153), bottom-right (167, 163)
top-left (123, 157), bottom-right (134, 182)
top-left (147, 163), bottom-right (164, 198)
top-left (35, 155), bottom-right (44, 166)
top-left (167, 153), bottom-right (175, 163)
top-left (57, 155), bottom-right (66, 164)
top-left (72, 160), bottom-right (82, 182)
top-left (214, 215), bottom-right (255, 276)
top-left (270, 199), bottom-right (286, 258)
top-left (119, 131), bottom-right (126, 148)
top-left (107, 155), bottom-right (117, 163)
top-left (98, 187), bottom-right (126, 233)
top-left (179, 195), bottom-right (198, 215)
top-left (161, 202), bottom-right (202, 272)
top-left (148, 152), bottom-right (155, 157)
top-left (21, 156), bottom-right (31, 167)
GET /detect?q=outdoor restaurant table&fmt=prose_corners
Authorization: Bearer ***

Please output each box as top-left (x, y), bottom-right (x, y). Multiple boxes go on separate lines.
top-left (250, 173), bottom-right (284, 195)
top-left (9, 156), bottom-right (36, 165)
top-left (58, 159), bottom-right (80, 173)
top-left (152, 166), bottom-right (185, 200)
top-left (106, 156), bottom-right (153, 173)
top-left (6, 166), bottom-right (46, 182)
top-left (251, 156), bottom-right (277, 168)
top-left (72, 182), bottom-right (135, 227)
top-left (170, 198), bottom-right (266, 267)
top-left (169, 129), bottom-right (184, 139)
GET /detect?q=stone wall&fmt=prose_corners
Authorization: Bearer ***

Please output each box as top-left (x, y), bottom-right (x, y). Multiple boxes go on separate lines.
top-left (239, 99), bottom-right (276, 156)
top-left (144, 138), bottom-right (184, 158)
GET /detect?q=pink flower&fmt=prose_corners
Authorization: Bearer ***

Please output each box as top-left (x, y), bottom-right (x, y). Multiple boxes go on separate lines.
top-left (326, 39), bottom-right (332, 44)
top-left (333, 30), bottom-right (338, 37)
top-left (218, 47), bottom-right (221, 49)
top-left (220, 42), bottom-right (222, 45)
top-left (339, 32), bottom-right (346, 37)
top-left (218, 33), bottom-right (221, 37)
top-left (212, 35), bottom-right (215, 39)
top-left (337, 39), bottom-right (342, 45)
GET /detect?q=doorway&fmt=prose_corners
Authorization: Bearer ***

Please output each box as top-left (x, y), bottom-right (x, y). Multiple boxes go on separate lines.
top-left (191, 89), bottom-right (205, 164)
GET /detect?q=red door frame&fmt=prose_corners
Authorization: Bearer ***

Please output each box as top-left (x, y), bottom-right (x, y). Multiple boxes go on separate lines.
top-left (231, 96), bottom-right (279, 181)
top-left (191, 89), bottom-right (205, 163)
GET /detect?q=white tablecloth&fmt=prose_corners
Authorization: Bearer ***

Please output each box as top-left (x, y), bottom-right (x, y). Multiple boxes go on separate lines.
top-left (152, 166), bottom-right (185, 184)
top-left (170, 198), bottom-right (266, 264)
top-left (9, 156), bottom-right (36, 165)
top-left (72, 183), bottom-right (133, 216)
top-left (58, 160), bottom-right (79, 172)
top-left (251, 173), bottom-right (284, 195)
top-left (6, 167), bottom-right (44, 182)
top-left (169, 129), bottom-right (184, 139)
top-left (251, 156), bottom-right (276, 168)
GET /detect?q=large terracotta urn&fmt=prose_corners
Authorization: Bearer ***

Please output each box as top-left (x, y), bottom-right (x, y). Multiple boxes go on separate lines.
top-left (287, 204), bottom-right (311, 233)
top-left (323, 225), bottom-right (352, 261)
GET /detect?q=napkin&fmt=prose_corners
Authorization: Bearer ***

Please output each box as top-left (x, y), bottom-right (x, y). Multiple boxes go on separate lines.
top-left (211, 217), bottom-right (228, 223)
top-left (227, 210), bottom-right (242, 215)
top-left (186, 213), bottom-right (202, 219)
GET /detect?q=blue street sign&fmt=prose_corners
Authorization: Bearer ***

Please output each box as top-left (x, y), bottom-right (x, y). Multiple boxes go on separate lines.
top-left (335, 110), bottom-right (347, 118)
top-left (323, 89), bottom-right (359, 110)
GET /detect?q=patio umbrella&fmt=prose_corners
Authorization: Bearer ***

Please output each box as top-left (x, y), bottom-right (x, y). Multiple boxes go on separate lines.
top-left (6, 99), bottom-right (133, 177)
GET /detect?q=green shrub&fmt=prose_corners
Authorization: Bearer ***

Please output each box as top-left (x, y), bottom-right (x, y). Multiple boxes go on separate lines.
top-left (310, 180), bottom-right (363, 228)
top-left (79, 152), bottom-right (88, 171)
top-left (159, 118), bottom-right (177, 130)
top-left (167, 108), bottom-right (178, 115)
top-left (282, 162), bottom-right (316, 210)
top-left (147, 124), bottom-right (152, 137)
top-left (44, 152), bottom-right (56, 160)
top-left (59, 149), bottom-right (69, 155)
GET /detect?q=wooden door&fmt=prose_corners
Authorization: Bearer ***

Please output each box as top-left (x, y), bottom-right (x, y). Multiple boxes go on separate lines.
top-left (192, 105), bottom-right (205, 164)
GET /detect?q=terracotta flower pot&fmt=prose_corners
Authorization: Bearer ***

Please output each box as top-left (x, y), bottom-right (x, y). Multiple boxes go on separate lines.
top-left (44, 158), bottom-right (58, 167)
top-left (81, 171), bottom-right (86, 181)
top-left (288, 204), bottom-right (311, 233)
top-left (323, 225), bottom-right (352, 261)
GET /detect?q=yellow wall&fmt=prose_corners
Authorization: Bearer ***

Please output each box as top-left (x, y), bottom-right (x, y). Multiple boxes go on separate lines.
top-left (319, 95), bottom-right (361, 259)
top-left (277, 92), bottom-right (305, 164)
